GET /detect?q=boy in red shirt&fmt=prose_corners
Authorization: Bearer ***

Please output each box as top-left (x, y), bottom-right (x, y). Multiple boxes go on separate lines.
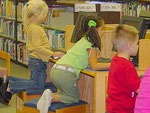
top-left (106, 25), bottom-right (141, 113)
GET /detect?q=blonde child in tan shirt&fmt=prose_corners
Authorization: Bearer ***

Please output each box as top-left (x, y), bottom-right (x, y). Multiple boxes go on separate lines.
top-left (0, 0), bottom-right (63, 104)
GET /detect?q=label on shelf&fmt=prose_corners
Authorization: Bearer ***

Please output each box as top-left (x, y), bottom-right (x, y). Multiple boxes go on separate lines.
top-left (100, 3), bottom-right (121, 12)
top-left (75, 4), bottom-right (96, 12)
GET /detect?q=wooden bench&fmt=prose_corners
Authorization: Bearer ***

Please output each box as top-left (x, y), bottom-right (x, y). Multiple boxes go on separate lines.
top-left (23, 98), bottom-right (89, 113)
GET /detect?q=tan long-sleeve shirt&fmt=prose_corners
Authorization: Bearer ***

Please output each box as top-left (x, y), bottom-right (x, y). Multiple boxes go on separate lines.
top-left (26, 23), bottom-right (53, 61)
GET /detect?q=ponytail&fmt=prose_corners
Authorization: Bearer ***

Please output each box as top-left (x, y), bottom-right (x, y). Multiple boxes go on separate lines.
top-left (78, 15), bottom-right (104, 50)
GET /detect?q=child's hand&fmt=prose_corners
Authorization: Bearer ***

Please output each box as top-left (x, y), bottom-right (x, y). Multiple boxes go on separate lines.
top-left (52, 52), bottom-right (64, 59)
top-left (136, 89), bottom-right (139, 94)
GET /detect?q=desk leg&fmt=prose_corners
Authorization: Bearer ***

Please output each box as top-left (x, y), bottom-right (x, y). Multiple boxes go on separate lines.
top-left (78, 73), bottom-right (94, 113)
top-left (94, 72), bottom-right (108, 113)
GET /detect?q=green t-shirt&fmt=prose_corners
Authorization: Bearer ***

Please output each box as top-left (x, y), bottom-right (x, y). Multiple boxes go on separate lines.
top-left (57, 37), bottom-right (92, 78)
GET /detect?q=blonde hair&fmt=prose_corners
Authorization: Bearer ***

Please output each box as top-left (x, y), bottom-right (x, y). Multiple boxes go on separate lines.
top-left (22, 0), bottom-right (48, 32)
top-left (112, 24), bottom-right (139, 51)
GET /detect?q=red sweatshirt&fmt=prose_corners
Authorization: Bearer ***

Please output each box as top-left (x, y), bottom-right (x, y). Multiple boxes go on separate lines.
top-left (106, 55), bottom-right (141, 113)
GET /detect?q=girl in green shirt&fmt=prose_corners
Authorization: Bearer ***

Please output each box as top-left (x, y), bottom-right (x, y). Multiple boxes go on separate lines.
top-left (37, 15), bottom-right (110, 113)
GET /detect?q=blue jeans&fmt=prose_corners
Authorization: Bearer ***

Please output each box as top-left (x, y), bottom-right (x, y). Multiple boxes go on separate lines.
top-left (7, 57), bottom-right (47, 95)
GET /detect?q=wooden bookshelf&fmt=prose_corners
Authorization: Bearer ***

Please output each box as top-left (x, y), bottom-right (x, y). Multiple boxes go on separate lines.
top-left (46, 1), bottom-right (75, 7)
top-left (17, 40), bottom-right (26, 44)
top-left (15, 0), bottom-right (150, 2)
top-left (0, 33), bottom-right (16, 41)
top-left (3, 0), bottom-right (150, 66)
top-left (0, 16), bottom-right (15, 21)
top-left (40, 24), bottom-right (66, 31)
top-left (46, 1), bottom-right (121, 24)
top-left (106, 0), bottom-right (150, 2)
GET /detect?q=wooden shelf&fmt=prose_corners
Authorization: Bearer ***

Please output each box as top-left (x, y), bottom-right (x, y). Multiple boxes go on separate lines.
top-left (0, 16), bottom-right (6, 18)
top-left (117, 0), bottom-right (150, 2)
top-left (101, 0), bottom-right (150, 2)
top-left (11, 59), bottom-right (28, 67)
top-left (51, 48), bottom-right (67, 54)
top-left (10, 58), bottom-right (17, 62)
top-left (17, 40), bottom-right (26, 44)
top-left (0, 16), bottom-right (15, 21)
top-left (118, 0), bottom-right (150, 2)
top-left (15, 0), bottom-right (150, 3)
top-left (17, 60), bottom-right (28, 66)
top-left (17, 19), bottom-right (23, 23)
top-left (16, 0), bottom-right (86, 6)
top-left (16, 0), bottom-right (28, 2)
top-left (46, 1), bottom-right (86, 7)
top-left (41, 24), bottom-right (66, 31)
top-left (46, 1), bottom-right (74, 7)
top-left (0, 33), bottom-right (16, 40)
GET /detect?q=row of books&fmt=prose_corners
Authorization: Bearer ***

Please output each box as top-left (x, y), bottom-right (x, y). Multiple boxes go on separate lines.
top-left (17, 23), bottom-right (26, 41)
top-left (0, 0), bottom-right (15, 18)
top-left (2, 1), bottom-right (150, 20)
top-left (46, 8), bottom-right (74, 30)
top-left (0, 38), bottom-right (16, 60)
top-left (16, 2), bottom-right (74, 30)
top-left (119, 2), bottom-right (150, 17)
top-left (17, 43), bottom-right (28, 65)
top-left (16, 1), bottom-right (150, 18)
top-left (0, 38), bottom-right (28, 64)
top-left (46, 29), bottom-right (65, 49)
top-left (17, 23), bottom-right (65, 50)
top-left (17, 22), bottom-right (65, 49)
top-left (0, 19), bottom-right (15, 38)
top-left (17, 2), bottom-right (26, 19)
top-left (0, 0), bottom-right (6, 17)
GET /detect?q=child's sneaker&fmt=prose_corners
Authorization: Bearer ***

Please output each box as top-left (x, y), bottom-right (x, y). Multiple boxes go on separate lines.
top-left (1, 82), bottom-right (12, 104)
top-left (37, 89), bottom-right (52, 113)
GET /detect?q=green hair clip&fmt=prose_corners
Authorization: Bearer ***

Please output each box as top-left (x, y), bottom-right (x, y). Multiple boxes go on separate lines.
top-left (88, 20), bottom-right (96, 28)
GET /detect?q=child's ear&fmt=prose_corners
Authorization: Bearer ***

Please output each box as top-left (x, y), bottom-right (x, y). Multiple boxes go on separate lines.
top-left (127, 42), bottom-right (132, 49)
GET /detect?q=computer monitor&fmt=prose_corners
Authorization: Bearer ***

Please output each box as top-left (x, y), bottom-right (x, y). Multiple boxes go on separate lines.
top-left (70, 11), bottom-right (99, 43)
top-left (120, 15), bottom-right (147, 39)
top-left (139, 10), bottom-right (150, 29)
top-left (119, 15), bottom-right (147, 66)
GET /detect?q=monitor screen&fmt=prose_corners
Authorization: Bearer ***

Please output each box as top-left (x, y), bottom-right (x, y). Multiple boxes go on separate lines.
top-left (120, 15), bottom-right (146, 39)
top-left (139, 10), bottom-right (150, 29)
top-left (119, 16), bottom-right (147, 67)
top-left (70, 11), bottom-right (99, 43)
top-left (139, 10), bottom-right (150, 19)
top-left (123, 21), bottom-right (139, 30)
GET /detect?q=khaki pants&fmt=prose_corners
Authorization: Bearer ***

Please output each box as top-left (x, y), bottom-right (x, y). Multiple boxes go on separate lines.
top-left (50, 64), bottom-right (80, 104)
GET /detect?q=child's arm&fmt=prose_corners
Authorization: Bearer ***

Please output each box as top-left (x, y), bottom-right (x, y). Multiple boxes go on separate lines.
top-left (127, 67), bottom-right (141, 93)
top-left (87, 48), bottom-right (110, 71)
top-left (30, 28), bottom-right (64, 60)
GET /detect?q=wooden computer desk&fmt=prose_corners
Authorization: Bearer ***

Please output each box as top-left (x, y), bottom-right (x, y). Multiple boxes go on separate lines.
top-left (47, 25), bottom-right (149, 113)
top-left (48, 59), bottom-right (145, 113)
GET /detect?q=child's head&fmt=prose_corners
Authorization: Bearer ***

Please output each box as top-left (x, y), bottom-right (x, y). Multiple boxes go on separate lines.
top-left (112, 24), bottom-right (139, 56)
top-left (23, 0), bottom-right (48, 32)
top-left (78, 15), bottom-right (104, 50)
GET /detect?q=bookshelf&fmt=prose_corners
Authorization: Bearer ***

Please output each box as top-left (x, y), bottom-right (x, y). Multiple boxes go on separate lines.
top-left (0, 0), bottom-right (17, 61)
top-left (1, 0), bottom-right (150, 66)
top-left (102, 0), bottom-right (150, 2)
top-left (45, 1), bottom-right (121, 24)
top-left (113, 0), bottom-right (150, 2)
